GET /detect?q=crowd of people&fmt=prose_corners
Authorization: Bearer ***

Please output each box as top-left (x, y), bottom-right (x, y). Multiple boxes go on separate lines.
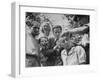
top-left (25, 12), bottom-right (90, 67)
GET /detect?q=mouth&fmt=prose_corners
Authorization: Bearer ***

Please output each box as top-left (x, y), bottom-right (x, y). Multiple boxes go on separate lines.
top-left (35, 31), bottom-right (39, 34)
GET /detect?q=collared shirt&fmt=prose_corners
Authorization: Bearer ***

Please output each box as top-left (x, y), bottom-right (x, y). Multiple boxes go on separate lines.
top-left (61, 46), bottom-right (86, 65)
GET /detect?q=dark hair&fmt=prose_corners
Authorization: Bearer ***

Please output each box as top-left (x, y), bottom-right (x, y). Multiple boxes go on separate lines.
top-left (74, 15), bottom-right (89, 24)
top-left (52, 25), bottom-right (62, 32)
top-left (38, 37), bottom-right (48, 44)
top-left (26, 21), bottom-right (33, 27)
top-left (61, 32), bottom-right (72, 40)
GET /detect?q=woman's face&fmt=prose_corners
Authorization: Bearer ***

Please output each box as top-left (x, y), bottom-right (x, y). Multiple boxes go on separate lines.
top-left (43, 24), bottom-right (51, 36)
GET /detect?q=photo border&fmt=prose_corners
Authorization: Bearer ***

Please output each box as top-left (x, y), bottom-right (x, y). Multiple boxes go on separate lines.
top-left (11, 2), bottom-right (97, 78)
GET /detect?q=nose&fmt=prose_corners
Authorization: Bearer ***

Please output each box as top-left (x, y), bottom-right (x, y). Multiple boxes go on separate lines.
top-left (35, 28), bottom-right (39, 31)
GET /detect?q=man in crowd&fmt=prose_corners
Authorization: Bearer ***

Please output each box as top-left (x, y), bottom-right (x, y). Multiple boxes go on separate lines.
top-left (49, 25), bottom-right (63, 66)
top-left (39, 37), bottom-right (49, 66)
top-left (26, 20), bottom-right (41, 67)
top-left (60, 32), bottom-right (86, 65)
top-left (49, 25), bottom-right (62, 48)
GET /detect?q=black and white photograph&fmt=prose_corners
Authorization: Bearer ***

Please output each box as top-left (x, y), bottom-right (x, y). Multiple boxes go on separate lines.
top-left (25, 12), bottom-right (90, 67)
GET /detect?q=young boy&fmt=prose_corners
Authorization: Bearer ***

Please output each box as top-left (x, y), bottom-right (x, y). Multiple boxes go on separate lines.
top-left (39, 37), bottom-right (59, 66)
top-left (39, 37), bottom-right (49, 66)
top-left (60, 32), bottom-right (86, 65)
top-left (49, 25), bottom-right (63, 66)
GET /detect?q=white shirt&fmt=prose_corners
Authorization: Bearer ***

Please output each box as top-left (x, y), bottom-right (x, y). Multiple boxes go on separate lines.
top-left (61, 46), bottom-right (86, 65)
top-left (26, 27), bottom-right (40, 55)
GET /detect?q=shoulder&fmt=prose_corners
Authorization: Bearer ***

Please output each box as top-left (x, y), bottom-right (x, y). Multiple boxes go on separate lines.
top-left (74, 46), bottom-right (84, 50)
top-left (74, 46), bottom-right (86, 55)
top-left (61, 49), bottom-right (67, 55)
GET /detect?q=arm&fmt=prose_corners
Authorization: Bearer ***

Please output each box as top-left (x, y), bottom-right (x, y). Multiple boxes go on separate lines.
top-left (76, 46), bottom-right (86, 64)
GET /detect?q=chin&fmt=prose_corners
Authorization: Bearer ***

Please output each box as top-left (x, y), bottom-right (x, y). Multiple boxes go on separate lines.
top-left (35, 33), bottom-right (39, 35)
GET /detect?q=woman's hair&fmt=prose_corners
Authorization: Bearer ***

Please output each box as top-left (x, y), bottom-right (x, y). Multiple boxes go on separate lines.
top-left (41, 23), bottom-right (51, 33)
top-left (52, 25), bottom-right (62, 32)
top-left (38, 37), bottom-right (48, 44)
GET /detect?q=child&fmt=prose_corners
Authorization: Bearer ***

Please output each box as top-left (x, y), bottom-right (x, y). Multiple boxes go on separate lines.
top-left (39, 37), bottom-right (59, 66)
top-left (60, 32), bottom-right (86, 65)
top-left (39, 37), bottom-right (49, 66)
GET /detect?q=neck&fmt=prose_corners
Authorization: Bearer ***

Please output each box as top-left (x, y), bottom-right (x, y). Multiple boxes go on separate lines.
top-left (44, 32), bottom-right (49, 36)
top-left (31, 33), bottom-right (37, 38)
top-left (66, 48), bottom-right (71, 52)
top-left (65, 47), bottom-right (72, 55)
top-left (55, 37), bottom-right (59, 40)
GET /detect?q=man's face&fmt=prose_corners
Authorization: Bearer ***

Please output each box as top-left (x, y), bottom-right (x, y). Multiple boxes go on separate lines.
top-left (26, 19), bottom-right (33, 28)
top-left (58, 37), bottom-right (73, 50)
top-left (53, 28), bottom-right (62, 39)
top-left (31, 25), bottom-right (40, 36)
top-left (71, 34), bottom-right (82, 44)
top-left (63, 40), bottom-right (74, 50)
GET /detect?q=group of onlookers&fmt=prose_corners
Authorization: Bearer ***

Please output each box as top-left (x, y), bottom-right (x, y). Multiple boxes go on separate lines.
top-left (25, 13), bottom-right (90, 67)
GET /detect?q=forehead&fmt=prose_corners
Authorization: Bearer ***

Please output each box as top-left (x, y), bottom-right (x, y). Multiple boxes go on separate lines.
top-left (72, 34), bottom-right (81, 37)
top-left (32, 21), bottom-right (40, 27)
top-left (40, 37), bottom-right (48, 41)
top-left (44, 24), bottom-right (50, 28)
top-left (32, 25), bottom-right (40, 28)
top-left (53, 27), bottom-right (61, 32)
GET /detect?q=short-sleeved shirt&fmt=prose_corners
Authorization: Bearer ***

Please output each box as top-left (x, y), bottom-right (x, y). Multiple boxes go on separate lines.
top-left (61, 46), bottom-right (86, 65)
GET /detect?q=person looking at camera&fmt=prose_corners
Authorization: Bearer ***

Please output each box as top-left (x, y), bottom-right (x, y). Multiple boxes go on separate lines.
top-left (49, 25), bottom-right (63, 66)
top-left (60, 32), bottom-right (86, 65)
top-left (26, 21), bottom-right (41, 67)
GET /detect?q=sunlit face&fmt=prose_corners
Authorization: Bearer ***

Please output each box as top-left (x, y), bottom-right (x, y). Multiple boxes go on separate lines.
top-left (43, 23), bottom-right (51, 36)
top-left (71, 34), bottom-right (82, 44)
top-left (53, 28), bottom-right (62, 39)
top-left (40, 37), bottom-right (48, 46)
top-left (26, 19), bottom-right (33, 28)
top-left (58, 37), bottom-right (74, 50)
top-left (31, 22), bottom-right (40, 35)
top-left (33, 26), bottom-right (40, 35)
